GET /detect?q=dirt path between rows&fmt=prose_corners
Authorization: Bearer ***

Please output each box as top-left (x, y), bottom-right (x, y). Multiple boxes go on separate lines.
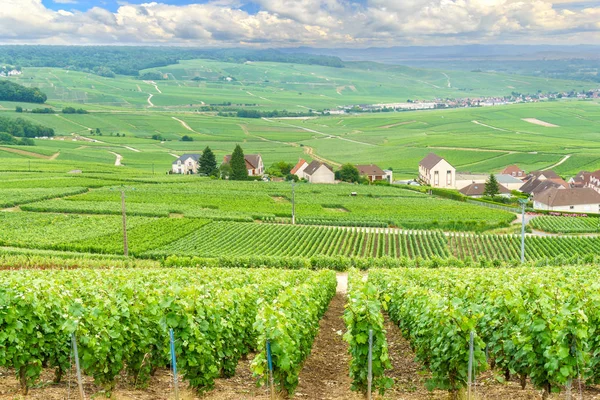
top-left (294, 275), bottom-right (362, 400)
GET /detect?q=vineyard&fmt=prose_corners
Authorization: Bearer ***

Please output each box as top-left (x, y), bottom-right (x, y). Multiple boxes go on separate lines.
top-left (368, 267), bottom-right (600, 398)
top-left (149, 222), bottom-right (450, 259)
top-left (0, 267), bottom-right (336, 395)
top-left (447, 232), bottom-right (600, 261)
top-left (3, 210), bottom-right (600, 263)
top-left (530, 215), bottom-right (600, 234)
top-left (151, 221), bottom-right (600, 262)
top-left (20, 179), bottom-right (514, 231)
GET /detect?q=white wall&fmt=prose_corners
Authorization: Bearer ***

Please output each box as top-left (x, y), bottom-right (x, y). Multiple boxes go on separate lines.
top-left (308, 166), bottom-right (335, 183)
top-left (420, 159), bottom-right (455, 188)
top-left (534, 201), bottom-right (600, 213)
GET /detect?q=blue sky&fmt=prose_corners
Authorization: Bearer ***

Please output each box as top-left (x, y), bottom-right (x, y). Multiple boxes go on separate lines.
top-left (42, 0), bottom-right (263, 13)
top-left (6, 0), bottom-right (600, 46)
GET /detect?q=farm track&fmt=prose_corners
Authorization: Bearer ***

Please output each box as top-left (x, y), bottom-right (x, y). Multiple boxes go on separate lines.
top-left (262, 118), bottom-right (376, 147)
top-left (543, 154), bottom-right (571, 170)
top-left (0, 147), bottom-right (59, 160)
top-left (303, 146), bottom-right (341, 167)
top-left (109, 151), bottom-right (123, 166)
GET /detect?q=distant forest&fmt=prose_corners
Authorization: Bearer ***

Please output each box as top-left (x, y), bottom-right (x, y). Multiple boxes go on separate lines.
top-left (0, 81), bottom-right (47, 103)
top-left (0, 116), bottom-right (54, 138)
top-left (0, 47), bottom-right (344, 78)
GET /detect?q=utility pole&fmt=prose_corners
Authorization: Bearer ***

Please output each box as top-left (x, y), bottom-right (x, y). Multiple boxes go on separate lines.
top-left (291, 179), bottom-right (296, 225)
top-left (121, 188), bottom-right (129, 257)
top-left (519, 199), bottom-right (527, 263)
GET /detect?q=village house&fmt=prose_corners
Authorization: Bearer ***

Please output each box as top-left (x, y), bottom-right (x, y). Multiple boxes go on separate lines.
top-left (502, 165), bottom-right (526, 179)
top-left (569, 171), bottom-right (592, 188)
top-left (520, 170), bottom-right (567, 195)
top-left (459, 182), bottom-right (511, 198)
top-left (303, 161), bottom-right (335, 184)
top-left (587, 170), bottom-right (600, 193)
top-left (172, 154), bottom-right (200, 174)
top-left (533, 187), bottom-right (600, 213)
top-left (356, 164), bottom-right (391, 183)
top-left (291, 159), bottom-right (309, 178)
top-left (223, 154), bottom-right (264, 176)
top-left (418, 153), bottom-right (455, 188)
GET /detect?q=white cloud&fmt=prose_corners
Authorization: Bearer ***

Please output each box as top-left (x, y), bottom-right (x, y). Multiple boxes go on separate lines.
top-left (0, 0), bottom-right (598, 45)
top-left (53, 0), bottom-right (78, 4)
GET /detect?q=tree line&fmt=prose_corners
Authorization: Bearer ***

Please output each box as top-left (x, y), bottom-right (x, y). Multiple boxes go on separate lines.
top-left (0, 116), bottom-right (55, 138)
top-left (0, 46), bottom-right (344, 78)
top-left (0, 81), bottom-right (47, 103)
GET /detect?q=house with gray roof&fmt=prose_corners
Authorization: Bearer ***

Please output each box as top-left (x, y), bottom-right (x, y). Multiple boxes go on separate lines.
top-left (303, 161), bottom-right (335, 184)
top-left (172, 154), bottom-right (200, 174)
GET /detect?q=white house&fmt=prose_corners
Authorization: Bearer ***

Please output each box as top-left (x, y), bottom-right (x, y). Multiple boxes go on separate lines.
top-left (222, 154), bottom-right (264, 176)
top-left (303, 161), bottom-right (335, 184)
top-left (418, 153), bottom-right (455, 188)
top-left (291, 159), bottom-right (309, 179)
top-left (172, 154), bottom-right (200, 174)
top-left (533, 187), bottom-right (600, 213)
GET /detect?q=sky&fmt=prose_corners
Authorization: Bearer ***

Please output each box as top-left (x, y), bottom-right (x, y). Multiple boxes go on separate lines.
top-left (1, 0), bottom-right (599, 47)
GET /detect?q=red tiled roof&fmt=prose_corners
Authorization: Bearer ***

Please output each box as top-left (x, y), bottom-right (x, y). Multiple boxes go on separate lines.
top-left (291, 159), bottom-right (307, 175)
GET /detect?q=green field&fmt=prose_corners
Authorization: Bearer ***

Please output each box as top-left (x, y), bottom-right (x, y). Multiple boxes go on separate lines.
top-left (0, 58), bottom-right (599, 180)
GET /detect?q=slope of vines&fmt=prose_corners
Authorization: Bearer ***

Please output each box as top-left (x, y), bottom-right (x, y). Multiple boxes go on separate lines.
top-left (0, 268), bottom-right (334, 395)
top-left (371, 267), bottom-right (600, 399)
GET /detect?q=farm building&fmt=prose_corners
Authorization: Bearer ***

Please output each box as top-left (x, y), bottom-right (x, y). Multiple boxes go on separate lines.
top-left (223, 154), bottom-right (264, 176)
top-left (356, 164), bottom-right (392, 183)
top-left (502, 165), bottom-right (526, 179)
top-left (533, 187), bottom-right (600, 213)
top-left (459, 182), bottom-right (511, 198)
top-left (418, 153), bottom-right (455, 189)
top-left (172, 154), bottom-right (200, 174)
top-left (455, 174), bottom-right (524, 191)
top-left (303, 161), bottom-right (335, 184)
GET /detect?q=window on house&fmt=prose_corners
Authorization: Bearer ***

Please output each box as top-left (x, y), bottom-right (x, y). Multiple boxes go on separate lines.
top-left (570, 206), bottom-right (575, 210)
top-left (447, 170), bottom-right (452, 185)
top-left (434, 171), bottom-right (439, 186)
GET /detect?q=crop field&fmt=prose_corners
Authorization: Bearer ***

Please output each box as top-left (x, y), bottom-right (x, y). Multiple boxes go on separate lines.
top-left (367, 267), bottom-right (600, 398)
top-left (0, 267), bottom-right (336, 395)
top-left (530, 215), bottom-right (600, 233)
top-left (16, 178), bottom-right (514, 230)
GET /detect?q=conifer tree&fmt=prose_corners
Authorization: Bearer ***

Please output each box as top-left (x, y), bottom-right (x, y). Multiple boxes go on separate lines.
top-left (229, 144), bottom-right (248, 180)
top-left (199, 146), bottom-right (217, 176)
top-left (484, 173), bottom-right (500, 198)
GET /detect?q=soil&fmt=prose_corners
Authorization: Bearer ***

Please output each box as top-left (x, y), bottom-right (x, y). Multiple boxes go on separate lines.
top-left (522, 118), bottom-right (559, 128)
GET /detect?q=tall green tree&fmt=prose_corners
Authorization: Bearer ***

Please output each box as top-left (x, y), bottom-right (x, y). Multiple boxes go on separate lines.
top-left (199, 146), bottom-right (218, 176)
top-left (229, 144), bottom-right (248, 181)
top-left (338, 164), bottom-right (360, 183)
top-left (484, 174), bottom-right (500, 198)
